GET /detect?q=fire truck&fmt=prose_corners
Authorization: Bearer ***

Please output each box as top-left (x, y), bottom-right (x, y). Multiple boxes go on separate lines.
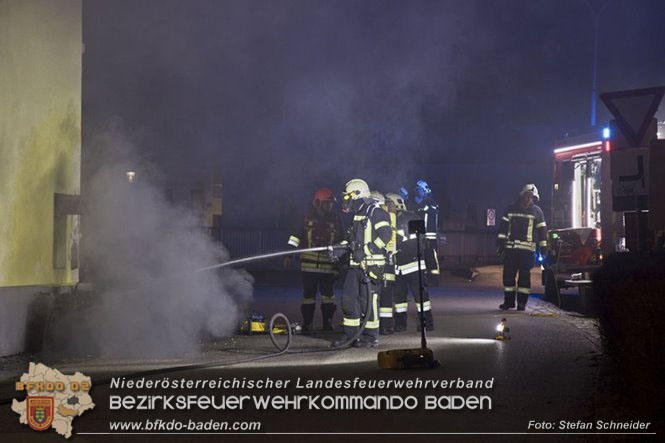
top-left (543, 118), bottom-right (665, 307)
top-left (542, 132), bottom-right (609, 306)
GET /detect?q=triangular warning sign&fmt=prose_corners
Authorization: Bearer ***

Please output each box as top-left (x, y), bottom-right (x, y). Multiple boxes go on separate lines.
top-left (601, 86), bottom-right (665, 147)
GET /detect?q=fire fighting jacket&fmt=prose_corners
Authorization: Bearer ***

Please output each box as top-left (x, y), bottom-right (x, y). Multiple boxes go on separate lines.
top-left (414, 196), bottom-right (441, 275)
top-left (395, 210), bottom-right (427, 275)
top-left (383, 210), bottom-right (398, 282)
top-left (497, 201), bottom-right (547, 252)
top-left (288, 207), bottom-right (343, 273)
top-left (340, 201), bottom-right (392, 281)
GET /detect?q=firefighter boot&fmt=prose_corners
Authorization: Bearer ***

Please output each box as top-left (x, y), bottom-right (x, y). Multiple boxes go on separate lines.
top-left (321, 303), bottom-right (336, 331)
top-left (330, 339), bottom-right (349, 348)
top-left (354, 337), bottom-right (378, 348)
top-left (301, 303), bottom-right (315, 334)
top-left (499, 292), bottom-right (516, 310)
top-left (516, 293), bottom-right (528, 311)
top-left (330, 335), bottom-right (359, 348)
top-left (417, 311), bottom-right (434, 332)
top-left (393, 312), bottom-right (407, 332)
top-left (379, 317), bottom-right (394, 335)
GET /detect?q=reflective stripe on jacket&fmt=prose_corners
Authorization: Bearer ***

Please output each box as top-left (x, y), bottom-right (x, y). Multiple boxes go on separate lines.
top-left (288, 207), bottom-right (343, 273)
top-left (348, 202), bottom-right (392, 280)
top-left (497, 202), bottom-right (547, 252)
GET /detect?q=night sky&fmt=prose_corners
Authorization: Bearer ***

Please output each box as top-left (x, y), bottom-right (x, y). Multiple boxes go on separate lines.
top-left (82, 0), bottom-right (665, 227)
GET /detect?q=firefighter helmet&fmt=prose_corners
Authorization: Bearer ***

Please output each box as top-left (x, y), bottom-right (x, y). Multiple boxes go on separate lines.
top-left (370, 190), bottom-right (385, 205)
top-left (399, 186), bottom-right (409, 202)
top-left (313, 187), bottom-right (335, 207)
top-left (342, 179), bottom-right (370, 213)
top-left (414, 179), bottom-right (431, 204)
top-left (520, 183), bottom-right (540, 202)
top-left (386, 192), bottom-right (407, 211)
top-left (343, 179), bottom-right (370, 200)
top-left (415, 179), bottom-right (431, 194)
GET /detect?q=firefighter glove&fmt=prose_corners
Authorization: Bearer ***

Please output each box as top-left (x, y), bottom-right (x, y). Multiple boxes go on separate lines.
top-left (329, 244), bottom-right (348, 263)
top-left (352, 245), bottom-right (365, 264)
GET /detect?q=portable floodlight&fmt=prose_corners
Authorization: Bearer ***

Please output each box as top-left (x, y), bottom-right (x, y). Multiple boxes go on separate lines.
top-left (378, 219), bottom-right (439, 369)
top-left (495, 318), bottom-right (510, 340)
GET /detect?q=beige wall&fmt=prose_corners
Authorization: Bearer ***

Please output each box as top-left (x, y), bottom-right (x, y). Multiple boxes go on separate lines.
top-left (0, 0), bottom-right (82, 287)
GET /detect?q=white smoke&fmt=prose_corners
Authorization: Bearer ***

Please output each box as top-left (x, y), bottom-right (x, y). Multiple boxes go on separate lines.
top-left (50, 125), bottom-right (253, 358)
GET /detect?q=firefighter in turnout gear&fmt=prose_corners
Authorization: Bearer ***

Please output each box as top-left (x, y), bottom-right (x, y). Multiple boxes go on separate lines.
top-left (392, 194), bottom-right (435, 332)
top-left (287, 187), bottom-right (343, 332)
top-left (330, 179), bottom-right (392, 348)
top-left (376, 192), bottom-right (398, 335)
top-left (496, 184), bottom-right (548, 310)
top-left (413, 179), bottom-right (440, 276)
top-left (399, 186), bottom-right (410, 210)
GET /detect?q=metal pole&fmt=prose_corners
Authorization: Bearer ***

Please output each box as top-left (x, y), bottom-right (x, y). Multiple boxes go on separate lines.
top-left (416, 232), bottom-right (427, 349)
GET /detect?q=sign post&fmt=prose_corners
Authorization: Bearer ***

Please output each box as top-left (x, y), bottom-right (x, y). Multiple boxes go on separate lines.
top-left (600, 86), bottom-right (665, 252)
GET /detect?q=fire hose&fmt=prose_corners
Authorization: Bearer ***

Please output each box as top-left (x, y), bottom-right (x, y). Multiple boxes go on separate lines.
top-left (195, 244), bottom-right (375, 352)
top-left (109, 247), bottom-right (375, 380)
top-left (0, 245), bottom-right (373, 403)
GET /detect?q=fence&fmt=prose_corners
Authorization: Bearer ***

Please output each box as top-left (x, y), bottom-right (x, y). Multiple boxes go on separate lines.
top-left (439, 230), bottom-right (501, 268)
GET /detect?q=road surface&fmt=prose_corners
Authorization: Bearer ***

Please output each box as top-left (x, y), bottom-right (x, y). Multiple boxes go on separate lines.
top-left (0, 267), bottom-right (635, 441)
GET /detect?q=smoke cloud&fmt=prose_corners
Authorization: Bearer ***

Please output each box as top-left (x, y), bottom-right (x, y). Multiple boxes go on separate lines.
top-left (82, 1), bottom-right (665, 224)
top-left (83, 0), bottom-right (490, 225)
top-left (51, 123), bottom-right (253, 358)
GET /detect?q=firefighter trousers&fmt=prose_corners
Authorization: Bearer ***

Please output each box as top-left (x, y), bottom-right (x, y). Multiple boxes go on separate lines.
top-left (502, 249), bottom-right (534, 306)
top-left (301, 272), bottom-right (336, 328)
top-left (393, 271), bottom-right (434, 330)
top-left (379, 281), bottom-right (394, 333)
top-left (341, 267), bottom-right (380, 342)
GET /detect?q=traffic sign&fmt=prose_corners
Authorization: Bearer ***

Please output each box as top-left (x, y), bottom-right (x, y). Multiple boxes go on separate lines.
top-left (611, 148), bottom-right (650, 211)
top-left (486, 208), bottom-right (496, 227)
top-left (600, 86), bottom-right (664, 148)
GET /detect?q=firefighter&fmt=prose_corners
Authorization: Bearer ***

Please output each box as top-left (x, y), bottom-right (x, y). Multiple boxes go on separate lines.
top-left (330, 179), bottom-right (392, 348)
top-left (373, 191), bottom-right (398, 335)
top-left (399, 186), bottom-right (410, 210)
top-left (391, 192), bottom-right (435, 332)
top-left (413, 179), bottom-right (440, 277)
top-left (286, 187), bottom-right (343, 333)
top-left (496, 184), bottom-right (548, 310)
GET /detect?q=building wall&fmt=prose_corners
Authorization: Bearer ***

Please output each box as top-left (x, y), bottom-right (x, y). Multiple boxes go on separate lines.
top-left (0, 0), bottom-right (82, 355)
top-left (0, 0), bottom-right (82, 287)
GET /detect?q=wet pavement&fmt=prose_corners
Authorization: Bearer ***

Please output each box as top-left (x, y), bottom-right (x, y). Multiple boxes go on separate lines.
top-left (0, 267), bottom-right (635, 442)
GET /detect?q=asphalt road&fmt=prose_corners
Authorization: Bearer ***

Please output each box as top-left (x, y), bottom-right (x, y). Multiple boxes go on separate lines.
top-left (0, 268), bottom-right (642, 442)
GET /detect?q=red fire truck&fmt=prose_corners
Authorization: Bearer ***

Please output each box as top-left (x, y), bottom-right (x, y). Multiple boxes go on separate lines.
top-left (542, 133), bottom-right (611, 306)
top-left (543, 118), bottom-right (665, 307)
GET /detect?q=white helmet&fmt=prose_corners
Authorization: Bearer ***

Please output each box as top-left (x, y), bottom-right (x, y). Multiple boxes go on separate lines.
top-left (344, 178), bottom-right (371, 200)
top-left (370, 190), bottom-right (385, 205)
top-left (385, 192), bottom-right (407, 211)
top-left (520, 183), bottom-right (540, 202)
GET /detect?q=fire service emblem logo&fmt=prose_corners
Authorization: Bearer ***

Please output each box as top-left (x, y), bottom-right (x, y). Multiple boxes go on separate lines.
top-left (12, 363), bottom-right (95, 438)
top-left (27, 396), bottom-right (54, 431)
